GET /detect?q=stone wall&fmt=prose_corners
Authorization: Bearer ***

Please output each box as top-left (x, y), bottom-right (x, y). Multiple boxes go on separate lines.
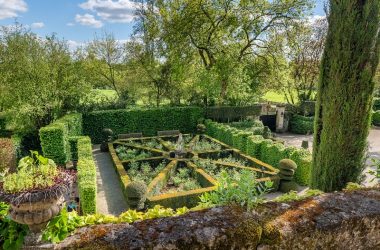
top-left (55, 188), bottom-right (380, 249)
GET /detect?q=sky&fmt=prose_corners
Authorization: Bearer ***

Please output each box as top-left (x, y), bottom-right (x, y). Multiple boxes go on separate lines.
top-left (0, 0), bottom-right (327, 47)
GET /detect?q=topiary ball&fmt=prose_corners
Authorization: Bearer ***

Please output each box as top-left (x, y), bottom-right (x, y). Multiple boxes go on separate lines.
top-left (278, 159), bottom-right (297, 171)
top-left (102, 128), bottom-right (114, 142)
top-left (197, 124), bottom-right (206, 134)
top-left (126, 181), bottom-right (147, 210)
top-left (279, 181), bottom-right (298, 193)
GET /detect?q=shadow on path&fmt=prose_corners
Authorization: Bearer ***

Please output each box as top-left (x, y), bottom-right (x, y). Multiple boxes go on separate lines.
top-left (93, 145), bottom-right (127, 215)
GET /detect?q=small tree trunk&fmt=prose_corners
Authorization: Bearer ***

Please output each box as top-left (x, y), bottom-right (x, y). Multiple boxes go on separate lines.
top-left (219, 78), bottom-right (228, 105)
top-left (311, 0), bottom-right (380, 191)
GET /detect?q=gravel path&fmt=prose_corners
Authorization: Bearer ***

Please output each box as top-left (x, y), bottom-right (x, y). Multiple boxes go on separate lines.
top-left (93, 145), bottom-right (128, 215)
top-left (274, 127), bottom-right (380, 186)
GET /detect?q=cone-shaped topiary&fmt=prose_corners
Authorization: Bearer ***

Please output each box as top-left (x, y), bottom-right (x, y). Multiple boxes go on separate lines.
top-left (126, 181), bottom-right (147, 210)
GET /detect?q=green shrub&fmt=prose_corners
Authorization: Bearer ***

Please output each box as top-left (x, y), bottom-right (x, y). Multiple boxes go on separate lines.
top-left (205, 105), bottom-right (261, 122)
top-left (260, 142), bottom-right (286, 167)
top-left (289, 149), bottom-right (312, 186)
top-left (39, 113), bottom-right (83, 164)
top-left (246, 135), bottom-right (264, 158)
top-left (39, 123), bottom-right (68, 164)
top-left (77, 136), bottom-right (96, 214)
top-left (68, 136), bottom-right (81, 161)
top-left (289, 115), bottom-right (314, 134)
top-left (83, 107), bottom-right (204, 143)
top-left (373, 98), bottom-right (380, 111)
top-left (232, 131), bottom-right (252, 152)
top-left (126, 181), bottom-right (147, 210)
top-left (372, 110), bottom-right (380, 126)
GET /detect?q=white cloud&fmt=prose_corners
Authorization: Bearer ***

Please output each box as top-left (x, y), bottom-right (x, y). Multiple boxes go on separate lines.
top-left (79, 0), bottom-right (136, 23)
top-left (67, 22), bottom-right (75, 26)
top-left (75, 14), bottom-right (103, 28)
top-left (31, 22), bottom-right (44, 29)
top-left (0, 0), bottom-right (27, 20)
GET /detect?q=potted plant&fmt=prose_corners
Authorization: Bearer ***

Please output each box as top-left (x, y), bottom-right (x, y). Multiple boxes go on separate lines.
top-left (0, 151), bottom-right (72, 233)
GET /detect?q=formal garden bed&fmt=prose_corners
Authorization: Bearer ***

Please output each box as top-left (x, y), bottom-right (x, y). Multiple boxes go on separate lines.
top-left (109, 134), bottom-right (280, 209)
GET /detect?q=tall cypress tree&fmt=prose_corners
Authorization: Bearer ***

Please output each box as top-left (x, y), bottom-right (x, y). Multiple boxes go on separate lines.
top-left (311, 0), bottom-right (380, 191)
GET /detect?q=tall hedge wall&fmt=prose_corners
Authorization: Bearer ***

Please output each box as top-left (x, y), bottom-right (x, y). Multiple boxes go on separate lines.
top-left (205, 120), bottom-right (312, 185)
top-left (39, 113), bottom-right (83, 164)
top-left (83, 107), bottom-right (204, 143)
top-left (205, 105), bottom-right (262, 122)
top-left (77, 136), bottom-right (97, 215)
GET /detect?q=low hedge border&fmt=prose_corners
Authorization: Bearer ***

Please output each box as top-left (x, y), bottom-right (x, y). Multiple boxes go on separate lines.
top-left (39, 113), bottom-right (83, 164)
top-left (77, 136), bottom-right (97, 215)
top-left (205, 121), bottom-right (312, 186)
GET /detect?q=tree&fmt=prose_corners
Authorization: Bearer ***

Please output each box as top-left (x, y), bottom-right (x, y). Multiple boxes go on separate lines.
top-left (311, 0), bottom-right (380, 191)
top-left (283, 17), bottom-right (327, 104)
top-left (0, 24), bottom-right (90, 133)
top-left (87, 31), bottom-right (126, 98)
top-left (133, 0), bottom-right (313, 104)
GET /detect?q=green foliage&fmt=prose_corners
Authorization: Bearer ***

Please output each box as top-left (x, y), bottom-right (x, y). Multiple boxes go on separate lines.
top-left (3, 152), bottom-right (58, 193)
top-left (83, 107), bottom-right (204, 143)
top-left (199, 170), bottom-right (273, 211)
top-left (116, 146), bottom-right (153, 161)
top-left (126, 161), bottom-right (166, 184)
top-left (205, 106), bottom-right (262, 122)
top-left (373, 98), bottom-right (380, 111)
top-left (246, 135), bottom-right (265, 158)
top-left (193, 138), bottom-right (221, 151)
top-left (289, 115), bottom-right (314, 134)
top-left (39, 113), bottom-right (83, 164)
top-left (372, 110), bottom-right (380, 126)
top-left (77, 136), bottom-right (97, 214)
top-left (260, 142), bottom-right (286, 167)
top-left (126, 181), bottom-right (147, 210)
top-left (68, 136), bottom-right (81, 161)
top-left (311, 0), bottom-right (380, 191)
top-left (0, 26), bottom-right (90, 134)
top-left (0, 202), bottom-right (29, 250)
top-left (42, 205), bottom-right (190, 243)
top-left (289, 149), bottom-right (312, 186)
top-left (343, 182), bottom-right (363, 191)
top-left (273, 189), bottom-right (324, 202)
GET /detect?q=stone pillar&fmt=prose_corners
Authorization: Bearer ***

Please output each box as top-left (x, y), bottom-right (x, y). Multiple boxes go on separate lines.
top-left (276, 106), bottom-right (286, 132)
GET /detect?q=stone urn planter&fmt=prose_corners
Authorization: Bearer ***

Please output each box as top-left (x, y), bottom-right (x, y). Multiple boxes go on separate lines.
top-left (0, 171), bottom-right (72, 233)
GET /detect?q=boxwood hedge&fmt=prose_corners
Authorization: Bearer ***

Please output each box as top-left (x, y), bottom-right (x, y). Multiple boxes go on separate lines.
top-left (39, 113), bottom-right (83, 164)
top-left (83, 107), bottom-right (204, 143)
top-left (372, 110), bottom-right (380, 126)
top-left (289, 115), bottom-right (314, 134)
top-left (77, 136), bottom-right (97, 215)
top-left (205, 121), bottom-right (312, 185)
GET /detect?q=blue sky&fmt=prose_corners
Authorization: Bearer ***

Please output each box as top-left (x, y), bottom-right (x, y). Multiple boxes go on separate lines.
top-left (0, 0), bottom-right (326, 46)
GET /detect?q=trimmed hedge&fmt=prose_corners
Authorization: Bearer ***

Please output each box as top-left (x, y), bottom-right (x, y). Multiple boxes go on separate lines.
top-left (372, 110), bottom-right (380, 126)
top-left (83, 107), bottom-right (204, 143)
top-left (288, 149), bottom-right (311, 186)
top-left (289, 115), bottom-right (314, 134)
top-left (0, 113), bottom-right (6, 131)
top-left (205, 105), bottom-right (261, 122)
top-left (373, 98), bottom-right (380, 111)
top-left (77, 136), bottom-right (97, 215)
top-left (246, 135), bottom-right (265, 158)
top-left (39, 113), bottom-right (83, 164)
top-left (205, 121), bottom-right (312, 186)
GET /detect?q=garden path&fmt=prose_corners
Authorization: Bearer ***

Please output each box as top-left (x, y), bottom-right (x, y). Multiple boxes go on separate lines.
top-left (274, 127), bottom-right (380, 186)
top-left (93, 145), bottom-right (128, 215)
